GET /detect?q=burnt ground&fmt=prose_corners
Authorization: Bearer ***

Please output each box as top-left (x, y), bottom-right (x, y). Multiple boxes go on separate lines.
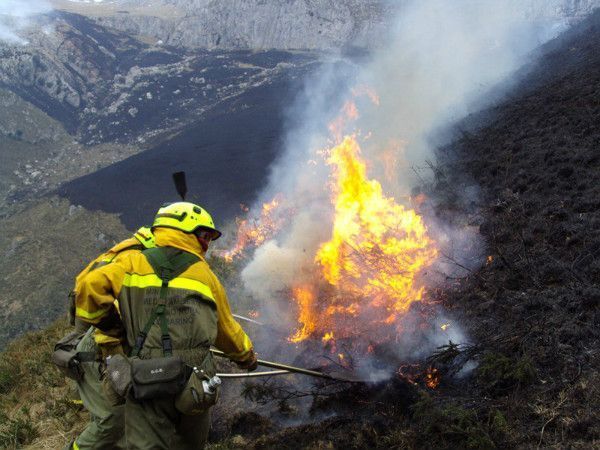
top-left (56, 78), bottom-right (293, 229)
top-left (56, 57), bottom-right (356, 229)
top-left (206, 10), bottom-right (600, 450)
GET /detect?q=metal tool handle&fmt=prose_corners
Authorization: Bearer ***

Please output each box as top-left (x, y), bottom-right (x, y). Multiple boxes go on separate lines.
top-left (216, 370), bottom-right (290, 378)
top-left (210, 348), bottom-right (356, 381)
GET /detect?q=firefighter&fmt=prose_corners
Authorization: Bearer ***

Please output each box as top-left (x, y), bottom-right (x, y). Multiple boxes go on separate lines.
top-left (65, 227), bottom-right (156, 450)
top-left (75, 202), bottom-right (257, 449)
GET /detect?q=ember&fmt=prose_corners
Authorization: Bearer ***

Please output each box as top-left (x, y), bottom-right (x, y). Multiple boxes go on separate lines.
top-left (322, 332), bottom-right (335, 343)
top-left (220, 195), bottom-right (287, 261)
top-left (425, 367), bottom-right (441, 389)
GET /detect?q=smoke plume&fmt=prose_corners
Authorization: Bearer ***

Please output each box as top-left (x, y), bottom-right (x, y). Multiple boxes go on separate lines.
top-left (237, 0), bottom-right (580, 371)
top-left (0, 0), bottom-right (52, 44)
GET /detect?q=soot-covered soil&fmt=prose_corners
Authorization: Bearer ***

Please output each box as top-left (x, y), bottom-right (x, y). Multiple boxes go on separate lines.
top-left (57, 77), bottom-right (295, 228)
top-left (208, 11), bottom-right (600, 450)
top-left (432, 10), bottom-right (600, 447)
top-left (57, 57), bottom-right (356, 230)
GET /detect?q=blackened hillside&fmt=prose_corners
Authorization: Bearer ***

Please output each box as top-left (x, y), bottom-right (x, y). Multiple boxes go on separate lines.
top-left (57, 78), bottom-right (292, 228)
top-left (215, 9), bottom-right (600, 449)
top-left (57, 58), bottom-right (354, 229)
top-left (424, 8), bottom-right (600, 448)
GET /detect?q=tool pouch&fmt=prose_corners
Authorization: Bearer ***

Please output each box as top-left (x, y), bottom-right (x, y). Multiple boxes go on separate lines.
top-left (130, 356), bottom-right (187, 401)
top-left (175, 369), bottom-right (220, 415)
top-left (51, 331), bottom-right (86, 381)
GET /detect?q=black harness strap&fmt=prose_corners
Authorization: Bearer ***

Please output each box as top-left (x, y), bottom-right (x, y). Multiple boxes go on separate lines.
top-left (76, 351), bottom-right (98, 363)
top-left (130, 247), bottom-right (199, 358)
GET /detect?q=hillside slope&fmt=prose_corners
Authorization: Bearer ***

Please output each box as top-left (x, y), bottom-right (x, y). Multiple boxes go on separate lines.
top-left (0, 198), bottom-right (128, 348)
top-left (0, 6), bottom-right (599, 450)
top-left (0, 11), bottom-right (319, 209)
top-left (207, 8), bottom-right (600, 445)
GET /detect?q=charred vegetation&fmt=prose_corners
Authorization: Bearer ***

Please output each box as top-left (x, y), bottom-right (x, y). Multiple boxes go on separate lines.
top-left (207, 9), bottom-right (600, 450)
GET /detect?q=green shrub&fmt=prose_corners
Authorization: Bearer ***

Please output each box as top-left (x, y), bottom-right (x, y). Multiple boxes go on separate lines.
top-left (411, 393), bottom-right (496, 449)
top-left (0, 364), bottom-right (18, 394)
top-left (477, 353), bottom-right (536, 394)
top-left (489, 410), bottom-right (508, 435)
top-left (0, 417), bottom-right (38, 448)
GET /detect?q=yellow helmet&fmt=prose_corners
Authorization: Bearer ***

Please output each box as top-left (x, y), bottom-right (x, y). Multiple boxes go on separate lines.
top-left (134, 226), bottom-right (156, 248)
top-left (152, 202), bottom-right (222, 240)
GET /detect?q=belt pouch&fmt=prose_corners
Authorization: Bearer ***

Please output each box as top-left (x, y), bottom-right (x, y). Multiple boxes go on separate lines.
top-left (51, 331), bottom-right (86, 381)
top-left (131, 356), bottom-right (187, 400)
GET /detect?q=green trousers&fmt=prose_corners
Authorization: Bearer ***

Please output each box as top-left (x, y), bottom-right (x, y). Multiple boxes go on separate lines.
top-left (72, 328), bottom-right (126, 450)
top-left (125, 397), bottom-right (211, 450)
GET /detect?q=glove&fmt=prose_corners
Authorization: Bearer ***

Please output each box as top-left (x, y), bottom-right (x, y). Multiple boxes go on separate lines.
top-left (100, 363), bottom-right (126, 406)
top-left (100, 354), bottom-right (132, 406)
top-left (235, 349), bottom-right (258, 372)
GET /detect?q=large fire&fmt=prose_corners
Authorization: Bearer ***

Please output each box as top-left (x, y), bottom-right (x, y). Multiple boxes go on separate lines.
top-left (222, 90), bottom-right (439, 352)
top-left (289, 134), bottom-right (438, 342)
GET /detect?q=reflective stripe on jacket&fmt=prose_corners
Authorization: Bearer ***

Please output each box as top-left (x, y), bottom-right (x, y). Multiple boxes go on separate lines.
top-left (73, 236), bottom-right (147, 346)
top-left (75, 227), bottom-right (254, 363)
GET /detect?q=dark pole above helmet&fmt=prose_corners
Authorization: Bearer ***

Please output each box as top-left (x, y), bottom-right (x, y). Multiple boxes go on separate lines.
top-left (172, 172), bottom-right (187, 201)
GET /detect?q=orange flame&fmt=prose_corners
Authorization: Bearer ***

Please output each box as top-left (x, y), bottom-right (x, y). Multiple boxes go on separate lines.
top-left (289, 134), bottom-right (438, 342)
top-left (220, 195), bottom-right (286, 261)
top-left (425, 367), bottom-right (441, 389)
top-left (289, 286), bottom-right (318, 343)
top-left (379, 147), bottom-right (399, 184)
top-left (329, 100), bottom-right (360, 143)
top-left (351, 85), bottom-right (381, 106)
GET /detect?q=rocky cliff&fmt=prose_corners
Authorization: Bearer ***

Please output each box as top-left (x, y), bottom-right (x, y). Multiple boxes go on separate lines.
top-left (53, 0), bottom-right (600, 50)
top-left (60, 0), bottom-right (393, 50)
top-left (0, 10), bottom-right (319, 197)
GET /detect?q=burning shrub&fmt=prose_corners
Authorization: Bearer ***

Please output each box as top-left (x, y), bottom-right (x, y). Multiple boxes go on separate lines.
top-left (289, 134), bottom-right (438, 345)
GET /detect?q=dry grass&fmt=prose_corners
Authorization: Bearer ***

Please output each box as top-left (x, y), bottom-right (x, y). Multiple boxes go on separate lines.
top-left (0, 318), bottom-right (87, 450)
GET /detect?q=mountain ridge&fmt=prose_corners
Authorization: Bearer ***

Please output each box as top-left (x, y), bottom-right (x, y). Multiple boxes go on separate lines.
top-left (50, 0), bottom-right (600, 50)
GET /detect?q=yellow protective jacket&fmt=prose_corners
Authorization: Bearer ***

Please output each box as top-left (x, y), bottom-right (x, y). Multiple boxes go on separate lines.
top-left (72, 229), bottom-right (154, 346)
top-left (75, 227), bottom-right (253, 363)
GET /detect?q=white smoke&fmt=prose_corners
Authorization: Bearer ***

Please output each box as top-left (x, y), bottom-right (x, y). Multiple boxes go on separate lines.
top-left (0, 0), bottom-right (53, 44)
top-left (242, 0), bottom-right (571, 294)
top-left (239, 0), bottom-right (581, 364)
